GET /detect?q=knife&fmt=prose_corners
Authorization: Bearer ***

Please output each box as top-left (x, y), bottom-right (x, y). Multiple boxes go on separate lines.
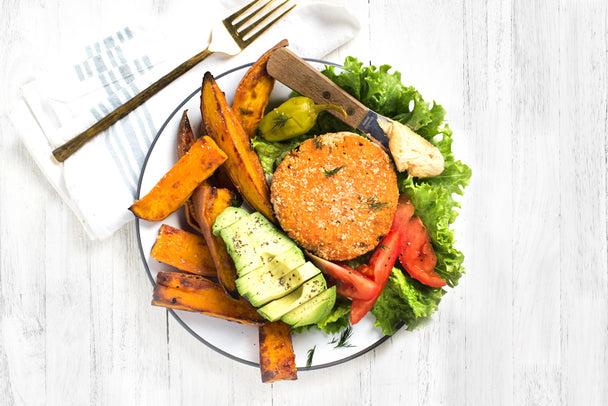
top-left (266, 48), bottom-right (444, 177)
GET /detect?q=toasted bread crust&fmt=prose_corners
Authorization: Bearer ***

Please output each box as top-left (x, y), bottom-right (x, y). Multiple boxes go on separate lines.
top-left (270, 132), bottom-right (398, 261)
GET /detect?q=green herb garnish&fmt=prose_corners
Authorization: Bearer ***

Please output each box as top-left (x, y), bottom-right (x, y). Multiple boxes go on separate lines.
top-left (239, 107), bottom-right (249, 115)
top-left (361, 196), bottom-right (390, 211)
top-left (272, 112), bottom-right (291, 130)
top-left (314, 136), bottom-right (323, 149)
top-left (306, 345), bottom-right (316, 367)
top-left (322, 166), bottom-right (345, 177)
top-left (329, 326), bottom-right (355, 348)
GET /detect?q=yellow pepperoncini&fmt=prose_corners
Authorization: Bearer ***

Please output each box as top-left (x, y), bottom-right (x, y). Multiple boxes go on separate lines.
top-left (257, 96), bottom-right (347, 141)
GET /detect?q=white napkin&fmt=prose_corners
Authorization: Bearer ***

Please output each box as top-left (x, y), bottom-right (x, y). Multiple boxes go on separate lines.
top-left (11, 0), bottom-right (359, 240)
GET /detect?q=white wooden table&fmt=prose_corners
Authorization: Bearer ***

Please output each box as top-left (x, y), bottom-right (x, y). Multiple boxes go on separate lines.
top-left (2, 1), bottom-right (607, 405)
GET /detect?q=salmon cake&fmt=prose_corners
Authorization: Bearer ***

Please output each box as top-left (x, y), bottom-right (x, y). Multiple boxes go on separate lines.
top-left (270, 132), bottom-right (399, 261)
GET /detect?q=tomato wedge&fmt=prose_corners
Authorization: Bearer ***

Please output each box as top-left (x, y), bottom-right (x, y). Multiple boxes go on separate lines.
top-left (350, 230), bottom-right (401, 325)
top-left (391, 194), bottom-right (416, 230)
top-left (400, 216), bottom-right (445, 287)
top-left (307, 253), bottom-right (379, 301)
top-left (391, 194), bottom-right (446, 288)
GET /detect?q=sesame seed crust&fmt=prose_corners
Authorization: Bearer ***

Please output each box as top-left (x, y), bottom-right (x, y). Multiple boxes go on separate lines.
top-left (270, 132), bottom-right (399, 261)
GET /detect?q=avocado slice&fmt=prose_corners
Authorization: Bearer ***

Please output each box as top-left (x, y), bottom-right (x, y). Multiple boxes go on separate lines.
top-left (281, 286), bottom-right (337, 327)
top-left (236, 246), bottom-right (304, 292)
top-left (237, 258), bottom-right (320, 307)
top-left (257, 274), bottom-right (327, 322)
top-left (212, 207), bottom-right (249, 236)
top-left (214, 208), bottom-right (335, 324)
top-left (218, 211), bottom-right (296, 276)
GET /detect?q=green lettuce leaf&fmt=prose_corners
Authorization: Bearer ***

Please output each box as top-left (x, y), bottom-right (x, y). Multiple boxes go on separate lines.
top-left (250, 134), bottom-right (311, 175)
top-left (322, 57), bottom-right (434, 131)
top-left (371, 269), bottom-right (445, 335)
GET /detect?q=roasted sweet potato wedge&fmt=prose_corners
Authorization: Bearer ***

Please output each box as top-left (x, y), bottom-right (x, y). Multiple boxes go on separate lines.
top-left (259, 321), bottom-right (297, 383)
top-left (233, 39), bottom-right (288, 138)
top-left (191, 185), bottom-right (240, 298)
top-left (130, 136), bottom-right (227, 221)
top-left (201, 72), bottom-right (275, 223)
top-left (176, 110), bottom-right (203, 232)
top-left (150, 224), bottom-right (216, 277)
top-left (177, 110), bottom-right (197, 158)
top-left (152, 271), bottom-right (266, 325)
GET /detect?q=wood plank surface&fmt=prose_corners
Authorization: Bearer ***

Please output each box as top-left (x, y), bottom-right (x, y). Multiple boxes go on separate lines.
top-left (1, 0), bottom-right (607, 405)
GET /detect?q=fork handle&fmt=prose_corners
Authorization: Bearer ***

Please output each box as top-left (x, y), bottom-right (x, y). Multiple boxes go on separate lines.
top-left (52, 48), bottom-right (214, 162)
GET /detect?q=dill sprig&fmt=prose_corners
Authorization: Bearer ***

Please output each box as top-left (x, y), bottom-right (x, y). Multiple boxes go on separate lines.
top-left (322, 166), bottom-right (345, 177)
top-left (306, 345), bottom-right (316, 367)
top-left (361, 195), bottom-right (390, 211)
top-left (272, 112), bottom-right (291, 129)
top-left (314, 137), bottom-right (323, 149)
top-left (329, 326), bottom-right (355, 348)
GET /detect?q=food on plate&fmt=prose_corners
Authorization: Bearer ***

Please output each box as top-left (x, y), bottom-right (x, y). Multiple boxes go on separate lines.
top-left (257, 274), bottom-right (327, 322)
top-left (136, 46), bottom-right (472, 380)
top-left (391, 194), bottom-right (445, 287)
top-left (191, 185), bottom-right (240, 298)
top-left (252, 56), bottom-right (471, 335)
top-left (270, 132), bottom-right (399, 261)
top-left (380, 119), bottom-right (444, 177)
top-left (234, 245), bottom-right (308, 306)
top-left (232, 39), bottom-right (289, 139)
top-left (213, 207), bottom-right (336, 327)
top-left (176, 110), bottom-right (202, 232)
top-left (212, 207), bottom-right (292, 275)
top-left (307, 253), bottom-right (379, 301)
top-left (257, 96), bottom-right (347, 141)
top-left (177, 110), bottom-right (197, 158)
top-left (258, 321), bottom-right (297, 382)
top-left (280, 286), bottom-right (336, 327)
top-left (200, 72), bottom-right (275, 222)
top-left (152, 271), bottom-right (266, 325)
top-left (150, 224), bottom-right (216, 277)
top-left (306, 229), bottom-right (401, 324)
top-left (349, 229), bottom-right (401, 324)
top-left (130, 136), bottom-right (227, 221)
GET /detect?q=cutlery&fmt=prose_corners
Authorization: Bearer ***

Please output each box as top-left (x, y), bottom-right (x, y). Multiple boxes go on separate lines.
top-left (52, 0), bottom-right (295, 162)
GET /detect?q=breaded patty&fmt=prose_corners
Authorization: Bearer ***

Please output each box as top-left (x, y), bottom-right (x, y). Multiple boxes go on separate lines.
top-left (270, 132), bottom-right (399, 261)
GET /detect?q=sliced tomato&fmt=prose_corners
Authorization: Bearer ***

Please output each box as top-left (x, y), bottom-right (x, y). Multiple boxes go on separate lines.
top-left (390, 194), bottom-right (446, 287)
top-left (350, 230), bottom-right (401, 325)
top-left (308, 254), bottom-right (379, 301)
top-left (399, 216), bottom-right (446, 288)
top-left (391, 194), bottom-right (415, 231)
top-left (356, 264), bottom-right (374, 278)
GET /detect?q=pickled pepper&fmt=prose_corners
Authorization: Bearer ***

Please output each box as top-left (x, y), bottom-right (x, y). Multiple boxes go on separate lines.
top-left (257, 96), bottom-right (347, 141)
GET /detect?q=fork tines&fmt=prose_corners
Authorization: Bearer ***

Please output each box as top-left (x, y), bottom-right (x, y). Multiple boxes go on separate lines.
top-left (224, 0), bottom-right (296, 46)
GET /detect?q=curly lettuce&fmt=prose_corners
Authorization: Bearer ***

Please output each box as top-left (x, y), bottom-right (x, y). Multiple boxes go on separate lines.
top-left (371, 269), bottom-right (445, 335)
top-left (251, 134), bottom-right (311, 175)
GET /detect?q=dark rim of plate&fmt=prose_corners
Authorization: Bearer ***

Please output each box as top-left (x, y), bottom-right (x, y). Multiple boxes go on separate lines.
top-left (135, 58), bottom-right (402, 371)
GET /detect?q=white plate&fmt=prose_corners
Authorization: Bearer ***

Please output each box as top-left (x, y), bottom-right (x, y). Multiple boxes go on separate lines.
top-left (135, 60), bottom-right (392, 370)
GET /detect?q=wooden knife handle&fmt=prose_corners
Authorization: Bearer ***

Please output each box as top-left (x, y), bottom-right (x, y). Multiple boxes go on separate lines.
top-left (266, 48), bottom-right (369, 128)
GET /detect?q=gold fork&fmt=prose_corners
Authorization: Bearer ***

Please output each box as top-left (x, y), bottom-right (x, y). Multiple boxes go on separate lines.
top-left (52, 0), bottom-right (296, 162)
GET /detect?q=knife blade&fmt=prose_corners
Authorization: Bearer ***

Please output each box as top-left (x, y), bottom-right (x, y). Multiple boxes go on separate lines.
top-left (266, 47), bottom-right (444, 178)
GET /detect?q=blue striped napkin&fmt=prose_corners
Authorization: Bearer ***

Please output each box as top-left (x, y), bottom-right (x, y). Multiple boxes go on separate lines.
top-left (12, 1), bottom-right (359, 239)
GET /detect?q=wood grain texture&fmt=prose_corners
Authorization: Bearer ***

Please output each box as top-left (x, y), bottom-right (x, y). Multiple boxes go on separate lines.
top-left (1, 0), bottom-right (607, 405)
